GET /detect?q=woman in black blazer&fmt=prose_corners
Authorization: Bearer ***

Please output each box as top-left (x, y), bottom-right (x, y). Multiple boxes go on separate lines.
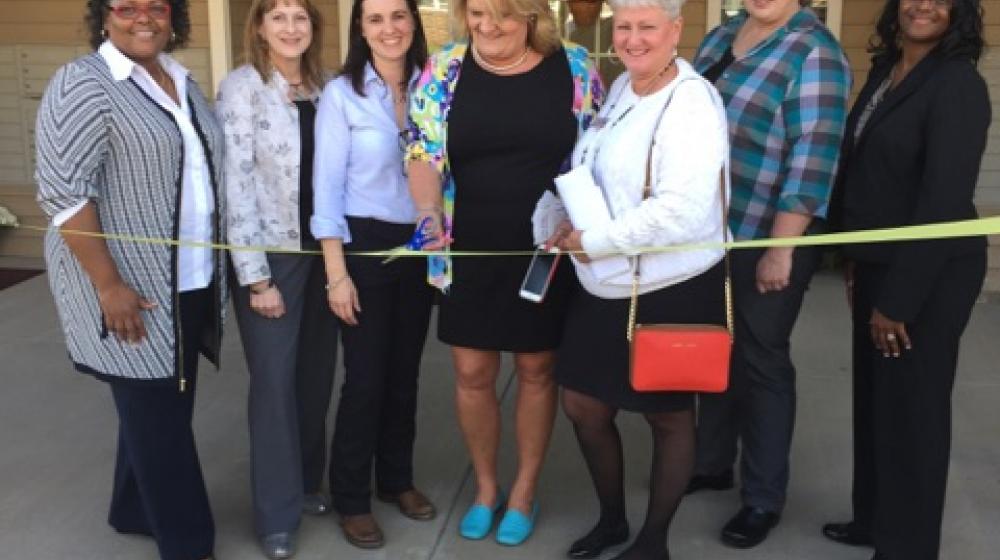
top-left (823, 1), bottom-right (989, 559)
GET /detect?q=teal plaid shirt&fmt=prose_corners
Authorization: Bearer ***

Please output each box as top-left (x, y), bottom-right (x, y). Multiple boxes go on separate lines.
top-left (693, 9), bottom-right (851, 241)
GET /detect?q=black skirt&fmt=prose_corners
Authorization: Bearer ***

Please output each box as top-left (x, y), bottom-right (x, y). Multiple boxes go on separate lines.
top-left (555, 261), bottom-right (726, 413)
top-left (438, 255), bottom-right (575, 352)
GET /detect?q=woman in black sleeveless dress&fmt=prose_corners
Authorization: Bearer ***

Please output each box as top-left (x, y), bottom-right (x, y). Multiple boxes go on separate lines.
top-left (405, 0), bottom-right (602, 544)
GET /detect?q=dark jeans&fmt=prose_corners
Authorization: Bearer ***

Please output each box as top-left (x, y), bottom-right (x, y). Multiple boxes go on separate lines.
top-left (106, 287), bottom-right (215, 560)
top-left (328, 218), bottom-right (434, 515)
top-left (694, 246), bottom-right (821, 512)
top-left (851, 254), bottom-right (984, 559)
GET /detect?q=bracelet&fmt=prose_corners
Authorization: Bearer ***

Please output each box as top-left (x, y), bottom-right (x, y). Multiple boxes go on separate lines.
top-left (248, 278), bottom-right (275, 295)
top-left (325, 275), bottom-right (348, 291)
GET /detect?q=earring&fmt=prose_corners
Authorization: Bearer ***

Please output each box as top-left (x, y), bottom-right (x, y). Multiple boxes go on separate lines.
top-left (606, 45), bottom-right (621, 66)
top-left (171, 31), bottom-right (177, 42)
top-left (101, 28), bottom-right (108, 39)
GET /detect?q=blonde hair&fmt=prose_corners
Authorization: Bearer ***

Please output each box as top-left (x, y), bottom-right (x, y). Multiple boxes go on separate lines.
top-left (243, 0), bottom-right (325, 92)
top-left (451, 0), bottom-right (561, 56)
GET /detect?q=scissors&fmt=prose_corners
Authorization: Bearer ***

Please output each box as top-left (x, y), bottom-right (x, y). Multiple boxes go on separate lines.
top-left (381, 216), bottom-right (437, 264)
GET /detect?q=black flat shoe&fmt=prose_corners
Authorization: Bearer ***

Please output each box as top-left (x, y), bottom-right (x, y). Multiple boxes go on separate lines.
top-left (720, 506), bottom-right (780, 549)
top-left (822, 520), bottom-right (873, 546)
top-left (567, 522), bottom-right (629, 559)
top-left (685, 469), bottom-right (734, 495)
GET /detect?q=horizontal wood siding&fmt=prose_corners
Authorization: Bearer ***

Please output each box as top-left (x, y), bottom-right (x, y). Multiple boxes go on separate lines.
top-left (0, 0), bottom-right (213, 257)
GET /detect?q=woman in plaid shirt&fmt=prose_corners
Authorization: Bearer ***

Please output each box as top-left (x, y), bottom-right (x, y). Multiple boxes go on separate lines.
top-left (688, 0), bottom-right (851, 549)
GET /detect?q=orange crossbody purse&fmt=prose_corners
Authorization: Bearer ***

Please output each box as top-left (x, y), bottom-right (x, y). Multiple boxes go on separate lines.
top-left (627, 124), bottom-right (733, 393)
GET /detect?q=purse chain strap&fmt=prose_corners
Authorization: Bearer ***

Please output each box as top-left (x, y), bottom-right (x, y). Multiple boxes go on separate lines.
top-left (626, 84), bottom-right (733, 342)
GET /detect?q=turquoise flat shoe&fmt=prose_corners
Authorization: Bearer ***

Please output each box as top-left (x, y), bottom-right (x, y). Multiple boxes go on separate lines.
top-left (496, 502), bottom-right (538, 546)
top-left (459, 490), bottom-right (506, 540)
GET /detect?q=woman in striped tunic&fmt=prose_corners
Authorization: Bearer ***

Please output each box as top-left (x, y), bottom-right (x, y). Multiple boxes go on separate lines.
top-left (35, 2), bottom-right (225, 559)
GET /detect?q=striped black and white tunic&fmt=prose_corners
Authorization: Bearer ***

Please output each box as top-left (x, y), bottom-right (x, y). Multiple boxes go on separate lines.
top-left (35, 52), bottom-right (227, 383)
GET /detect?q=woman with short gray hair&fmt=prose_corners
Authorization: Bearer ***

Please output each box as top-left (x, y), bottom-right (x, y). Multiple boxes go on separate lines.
top-left (548, 0), bottom-right (729, 557)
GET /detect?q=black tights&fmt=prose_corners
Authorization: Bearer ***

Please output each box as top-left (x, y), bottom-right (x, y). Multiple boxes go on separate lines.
top-left (562, 389), bottom-right (695, 560)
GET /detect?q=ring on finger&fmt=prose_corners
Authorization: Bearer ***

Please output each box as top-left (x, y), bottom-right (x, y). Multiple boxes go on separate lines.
top-left (886, 333), bottom-right (897, 341)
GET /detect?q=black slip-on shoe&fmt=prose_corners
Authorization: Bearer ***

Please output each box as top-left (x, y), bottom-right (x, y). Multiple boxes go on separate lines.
top-left (720, 506), bottom-right (780, 549)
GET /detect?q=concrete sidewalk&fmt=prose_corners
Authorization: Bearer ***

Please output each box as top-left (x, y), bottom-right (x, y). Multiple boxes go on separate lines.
top-left (0, 271), bottom-right (998, 559)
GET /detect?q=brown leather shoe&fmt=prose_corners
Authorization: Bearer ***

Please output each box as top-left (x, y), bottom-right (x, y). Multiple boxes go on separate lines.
top-left (339, 514), bottom-right (385, 549)
top-left (377, 488), bottom-right (437, 520)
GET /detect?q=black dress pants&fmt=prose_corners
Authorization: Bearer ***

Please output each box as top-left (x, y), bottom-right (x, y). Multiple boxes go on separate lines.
top-left (297, 254), bottom-right (342, 496)
top-left (106, 287), bottom-right (214, 560)
top-left (851, 253), bottom-right (985, 560)
top-left (694, 246), bottom-right (821, 512)
top-left (329, 218), bottom-right (434, 515)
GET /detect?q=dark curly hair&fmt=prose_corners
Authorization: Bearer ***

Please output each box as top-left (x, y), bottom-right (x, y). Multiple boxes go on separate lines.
top-left (85, 0), bottom-right (192, 51)
top-left (869, 0), bottom-right (985, 66)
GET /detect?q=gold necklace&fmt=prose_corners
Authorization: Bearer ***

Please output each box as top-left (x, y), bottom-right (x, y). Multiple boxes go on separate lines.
top-left (634, 56), bottom-right (677, 96)
top-left (471, 44), bottom-right (530, 73)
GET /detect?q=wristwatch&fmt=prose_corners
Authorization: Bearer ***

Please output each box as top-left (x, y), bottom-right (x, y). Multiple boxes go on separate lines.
top-left (249, 278), bottom-right (275, 295)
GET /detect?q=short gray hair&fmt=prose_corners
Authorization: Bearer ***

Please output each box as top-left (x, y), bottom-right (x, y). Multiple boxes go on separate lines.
top-left (607, 0), bottom-right (686, 20)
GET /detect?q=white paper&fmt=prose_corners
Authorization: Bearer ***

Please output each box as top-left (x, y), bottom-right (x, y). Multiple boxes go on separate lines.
top-left (554, 166), bottom-right (612, 231)
top-left (554, 167), bottom-right (632, 284)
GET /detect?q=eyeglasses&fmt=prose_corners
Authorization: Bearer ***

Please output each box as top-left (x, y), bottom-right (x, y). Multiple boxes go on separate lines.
top-left (901, 0), bottom-right (952, 8)
top-left (108, 2), bottom-right (172, 20)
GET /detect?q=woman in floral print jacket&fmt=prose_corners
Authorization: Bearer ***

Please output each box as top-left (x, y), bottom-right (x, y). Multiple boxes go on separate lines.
top-left (216, 1), bottom-right (337, 557)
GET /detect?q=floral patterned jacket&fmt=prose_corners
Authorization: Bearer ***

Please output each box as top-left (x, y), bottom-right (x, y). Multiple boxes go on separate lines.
top-left (217, 64), bottom-right (322, 286)
top-left (405, 40), bottom-right (604, 291)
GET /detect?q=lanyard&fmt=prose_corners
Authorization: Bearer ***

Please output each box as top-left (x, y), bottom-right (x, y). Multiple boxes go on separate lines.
top-left (580, 59), bottom-right (677, 169)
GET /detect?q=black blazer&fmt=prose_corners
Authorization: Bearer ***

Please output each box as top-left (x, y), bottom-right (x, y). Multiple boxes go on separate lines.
top-left (833, 49), bottom-right (990, 323)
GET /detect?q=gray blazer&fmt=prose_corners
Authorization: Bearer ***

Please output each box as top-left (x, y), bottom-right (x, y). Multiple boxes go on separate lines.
top-left (35, 53), bottom-right (227, 382)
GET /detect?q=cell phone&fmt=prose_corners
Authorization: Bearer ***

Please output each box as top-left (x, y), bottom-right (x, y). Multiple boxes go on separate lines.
top-left (519, 247), bottom-right (561, 303)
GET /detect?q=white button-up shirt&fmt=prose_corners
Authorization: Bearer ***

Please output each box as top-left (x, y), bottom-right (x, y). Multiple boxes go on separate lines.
top-left (54, 41), bottom-right (215, 292)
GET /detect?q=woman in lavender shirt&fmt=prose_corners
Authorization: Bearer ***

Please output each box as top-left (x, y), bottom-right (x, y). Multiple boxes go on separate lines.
top-left (308, 0), bottom-right (434, 549)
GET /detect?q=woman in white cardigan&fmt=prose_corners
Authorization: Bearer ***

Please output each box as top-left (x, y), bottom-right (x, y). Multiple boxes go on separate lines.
top-left (547, 0), bottom-right (729, 557)
top-left (216, 1), bottom-right (335, 558)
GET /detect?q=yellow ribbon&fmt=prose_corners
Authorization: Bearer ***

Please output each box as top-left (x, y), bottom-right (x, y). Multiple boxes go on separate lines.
top-left (5, 216), bottom-right (1000, 257)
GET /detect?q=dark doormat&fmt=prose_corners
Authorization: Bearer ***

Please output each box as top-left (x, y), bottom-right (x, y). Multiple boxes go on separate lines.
top-left (0, 269), bottom-right (43, 291)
